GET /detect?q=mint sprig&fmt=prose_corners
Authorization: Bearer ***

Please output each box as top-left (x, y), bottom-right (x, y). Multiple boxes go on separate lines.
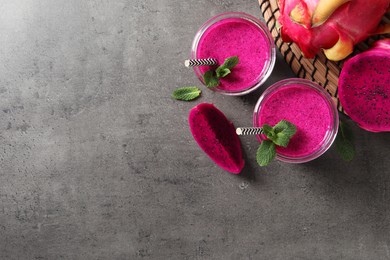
top-left (215, 67), bottom-right (231, 78)
top-left (203, 71), bottom-right (219, 88)
top-left (221, 56), bottom-right (239, 69)
top-left (203, 56), bottom-right (239, 88)
top-left (335, 120), bottom-right (355, 161)
top-left (264, 120), bottom-right (297, 147)
top-left (256, 140), bottom-right (276, 166)
top-left (256, 120), bottom-right (297, 166)
top-left (172, 86), bottom-right (201, 101)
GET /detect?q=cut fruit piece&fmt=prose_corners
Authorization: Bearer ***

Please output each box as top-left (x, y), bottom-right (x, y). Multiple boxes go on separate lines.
top-left (338, 39), bottom-right (390, 132)
top-left (188, 103), bottom-right (244, 174)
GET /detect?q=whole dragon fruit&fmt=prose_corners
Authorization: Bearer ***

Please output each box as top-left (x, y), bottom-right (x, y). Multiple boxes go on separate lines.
top-left (278, 0), bottom-right (390, 61)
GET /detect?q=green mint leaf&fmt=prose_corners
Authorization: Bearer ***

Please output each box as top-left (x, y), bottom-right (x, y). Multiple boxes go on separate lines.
top-left (203, 70), bottom-right (219, 88)
top-left (254, 120), bottom-right (296, 166)
top-left (202, 56), bottom-right (239, 88)
top-left (262, 124), bottom-right (279, 143)
top-left (273, 132), bottom-right (290, 147)
top-left (216, 67), bottom-right (231, 78)
top-left (269, 120), bottom-right (297, 147)
top-left (262, 120), bottom-right (297, 148)
top-left (203, 70), bottom-right (213, 85)
top-left (262, 124), bottom-right (273, 136)
top-left (171, 86), bottom-right (201, 101)
top-left (335, 120), bottom-right (355, 161)
top-left (273, 120), bottom-right (297, 138)
top-left (256, 140), bottom-right (276, 166)
top-left (222, 56), bottom-right (239, 69)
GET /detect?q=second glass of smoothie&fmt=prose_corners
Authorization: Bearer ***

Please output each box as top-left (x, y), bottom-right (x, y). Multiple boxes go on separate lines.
top-left (253, 78), bottom-right (339, 163)
top-left (191, 12), bottom-right (276, 96)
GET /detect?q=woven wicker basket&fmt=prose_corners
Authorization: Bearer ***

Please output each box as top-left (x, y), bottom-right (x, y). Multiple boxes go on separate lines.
top-left (259, 0), bottom-right (390, 112)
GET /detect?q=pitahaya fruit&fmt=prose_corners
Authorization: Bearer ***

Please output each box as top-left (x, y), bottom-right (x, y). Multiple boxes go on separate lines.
top-left (338, 39), bottom-right (390, 132)
top-left (278, 0), bottom-right (390, 61)
top-left (188, 103), bottom-right (244, 174)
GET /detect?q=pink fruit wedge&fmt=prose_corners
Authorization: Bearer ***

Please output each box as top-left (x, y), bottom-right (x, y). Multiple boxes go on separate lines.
top-left (188, 103), bottom-right (244, 174)
top-left (338, 39), bottom-right (390, 132)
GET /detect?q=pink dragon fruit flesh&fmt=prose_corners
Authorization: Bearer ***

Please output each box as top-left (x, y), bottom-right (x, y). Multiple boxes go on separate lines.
top-left (278, 0), bottom-right (390, 61)
top-left (188, 103), bottom-right (244, 174)
top-left (338, 39), bottom-right (390, 132)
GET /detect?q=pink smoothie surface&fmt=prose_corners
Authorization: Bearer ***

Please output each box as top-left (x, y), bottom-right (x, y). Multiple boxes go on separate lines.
top-left (257, 84), bottom-right (333, 158)
top-left (197, 17), bottom-right (270, 91)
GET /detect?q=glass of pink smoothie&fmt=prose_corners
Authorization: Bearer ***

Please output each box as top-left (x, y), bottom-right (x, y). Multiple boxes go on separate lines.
top-left (191, 12), bottom-right (276, 96)
top-left (253, 79), bottom-right (339, 163)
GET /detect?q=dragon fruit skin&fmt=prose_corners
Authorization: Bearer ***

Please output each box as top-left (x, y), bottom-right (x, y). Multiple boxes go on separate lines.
top-left (188, 103), bottom-right (244, 174)
top-left (338, 39), bottom-right (390, 132)
top-left (278, 0), bottom-right (389, 61)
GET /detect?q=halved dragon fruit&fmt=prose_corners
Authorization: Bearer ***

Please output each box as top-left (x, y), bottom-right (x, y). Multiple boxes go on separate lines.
top-left (278, 0), bottom-right (389, 61)
top-left (338, 39), bottom-right (390, 132)
top-left (188, 103), bottom-right (244, 174)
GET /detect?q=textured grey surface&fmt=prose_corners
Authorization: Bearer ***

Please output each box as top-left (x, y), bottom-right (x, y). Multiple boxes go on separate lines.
top-left (1, 0), bottom-right (390, 259)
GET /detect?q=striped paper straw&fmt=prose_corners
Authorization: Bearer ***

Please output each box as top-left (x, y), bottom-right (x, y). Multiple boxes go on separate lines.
top-left (184, 58), bottom-right (218, 67)
top-left (236, 127), bottom-right (264, 136)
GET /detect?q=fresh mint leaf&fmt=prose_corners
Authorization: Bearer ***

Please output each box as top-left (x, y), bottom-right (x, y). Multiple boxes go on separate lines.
top-left (222, 56), bottom-right (239, 69)
top-left (263, 124), bottom-right (279, 144)
top-left (273, 120), bottom-right (297, 138)
top-left (216, 67), bottom-right (231, 78)
top-left (256, 140), bottom-right (276, 166)
top-left (171, 86), bottom-right (201, 101)
top-left (202, 56), bottom-right (239, 88)
top-left (273, 132), bottom-right (290, 147)
top-left (255, 119), bottom-right (297, 166)
top-left (203, 70), bottom-right (219, 88)
top-left (203, 70), bottom-right (213, 84)
top-left (335, 120), bottom-right (355, 161)
top-left (269, 120), bottom-right (297, 147)
top-left (262, 124), bottom-right (274, 136)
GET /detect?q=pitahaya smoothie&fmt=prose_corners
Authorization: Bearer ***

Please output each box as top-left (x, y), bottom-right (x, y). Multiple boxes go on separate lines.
top-left (254, 79), bottom-right (339, 162)
top-left (192, 12), bottom-right (275, 95)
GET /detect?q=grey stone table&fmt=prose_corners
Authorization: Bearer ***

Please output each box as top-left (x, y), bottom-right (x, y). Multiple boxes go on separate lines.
top-left (1, 1), bottom-right (389, 259)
